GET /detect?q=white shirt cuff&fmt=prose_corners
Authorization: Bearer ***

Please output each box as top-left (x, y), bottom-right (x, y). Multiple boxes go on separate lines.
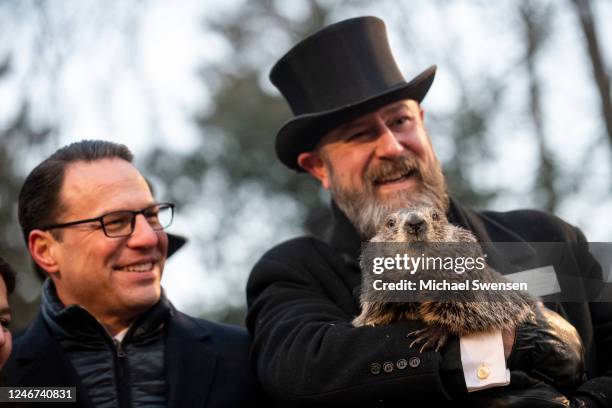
top-left (460, 330), bottom-right (511, 392)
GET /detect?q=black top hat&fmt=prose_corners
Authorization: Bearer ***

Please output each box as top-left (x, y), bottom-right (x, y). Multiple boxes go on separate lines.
top-left (270, 16), bottom-right (436, 171)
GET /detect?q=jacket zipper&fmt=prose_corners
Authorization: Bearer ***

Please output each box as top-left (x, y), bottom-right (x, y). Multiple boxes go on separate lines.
top-left (113, 339), bottom-right (131, 408)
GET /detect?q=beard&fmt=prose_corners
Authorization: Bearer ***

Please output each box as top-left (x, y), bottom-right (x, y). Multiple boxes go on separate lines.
top-left (328, 152), bottom-right (449, 240)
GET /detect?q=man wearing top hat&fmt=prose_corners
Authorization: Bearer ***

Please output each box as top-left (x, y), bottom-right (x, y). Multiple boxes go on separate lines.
top-left (246, 16), bottom-right (611, 407)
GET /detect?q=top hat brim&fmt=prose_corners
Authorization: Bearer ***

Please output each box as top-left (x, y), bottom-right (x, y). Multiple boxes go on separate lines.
top-left (167, 233), bottom-right (187, 258)
top-left (275, 65), bottom-right (437, 171)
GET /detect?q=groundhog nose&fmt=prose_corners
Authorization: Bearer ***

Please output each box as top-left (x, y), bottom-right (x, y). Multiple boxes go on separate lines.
top-left (405, 215), bottom-right (425, 235)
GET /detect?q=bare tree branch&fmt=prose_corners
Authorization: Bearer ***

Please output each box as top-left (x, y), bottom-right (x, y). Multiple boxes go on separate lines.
top-left (520, 0), bottom-right (558, 211)
top-left (570, 0), bottom-right (612, 153)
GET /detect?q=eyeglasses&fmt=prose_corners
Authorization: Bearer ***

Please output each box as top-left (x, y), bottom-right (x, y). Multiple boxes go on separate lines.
top-left (41, 203), bottom-right (175, 238)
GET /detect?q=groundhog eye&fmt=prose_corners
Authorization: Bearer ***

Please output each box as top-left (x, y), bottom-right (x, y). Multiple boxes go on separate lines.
top-left (386, 218), bottom-right (396, 228)
top-left (432, 211), bottom-right (439, 220)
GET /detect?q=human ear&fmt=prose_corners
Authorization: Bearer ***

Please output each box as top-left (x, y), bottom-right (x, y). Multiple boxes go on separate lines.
top-left (297, 151), bottom-right (331, 190)
top-left (28, 230), bottom-right (60, 275)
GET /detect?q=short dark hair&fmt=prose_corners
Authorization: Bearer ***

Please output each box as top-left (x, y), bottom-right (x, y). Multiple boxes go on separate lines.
top-left (0, 256), bottom-right (16, 294)
top-left (18, 140), bottom-right (134, 275)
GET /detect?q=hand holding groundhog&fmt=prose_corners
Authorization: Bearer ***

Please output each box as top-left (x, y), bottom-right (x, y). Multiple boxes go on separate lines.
top-left (353, 206), bottom-right (585, 395)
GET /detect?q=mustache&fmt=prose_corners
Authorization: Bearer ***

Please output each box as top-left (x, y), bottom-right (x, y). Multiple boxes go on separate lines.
top-left (364, 154), bottom-right (423, 185)
top-left (329, 151), bottom-right (449, 239)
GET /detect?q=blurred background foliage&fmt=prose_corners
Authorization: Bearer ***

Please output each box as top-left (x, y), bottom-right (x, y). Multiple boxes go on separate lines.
top-left (0, 0), bottom-right (610, 330)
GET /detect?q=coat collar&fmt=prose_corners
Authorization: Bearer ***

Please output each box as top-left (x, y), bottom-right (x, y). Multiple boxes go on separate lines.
top-left (446, 200), bottom-right (538, 272)
top-left (328, 198), bottom-right (537, 272)
top-left (328, 200), bottom-right (362, 261)
top-left (40, 278), bottom-right (173, 348)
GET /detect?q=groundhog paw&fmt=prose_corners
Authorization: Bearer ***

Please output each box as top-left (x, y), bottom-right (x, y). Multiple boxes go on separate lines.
top-left (407, 326), bottom-right (448, 353)
top-left (352, 313), bottom-right (385, 327)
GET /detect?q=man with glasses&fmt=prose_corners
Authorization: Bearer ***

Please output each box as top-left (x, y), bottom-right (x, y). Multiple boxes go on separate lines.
top-left (4, 140), bottom-right (263, 407)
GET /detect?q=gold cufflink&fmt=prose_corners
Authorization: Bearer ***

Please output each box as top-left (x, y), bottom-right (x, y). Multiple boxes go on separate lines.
top-left (477, 364), bottom-right (490, 380)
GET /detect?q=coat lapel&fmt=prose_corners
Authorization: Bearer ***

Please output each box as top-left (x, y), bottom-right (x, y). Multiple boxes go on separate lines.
top-left (447, 199), bottom-right (540, 274)
top-left (166, 310), bottom-right (217, 407)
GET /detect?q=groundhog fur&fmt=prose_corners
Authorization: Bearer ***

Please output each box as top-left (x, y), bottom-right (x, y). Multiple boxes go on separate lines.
top-left (353, 206), bottom-right (536, 351)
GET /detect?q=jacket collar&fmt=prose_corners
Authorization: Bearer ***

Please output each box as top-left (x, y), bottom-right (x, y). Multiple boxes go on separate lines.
top-left (328, 200), bottom-right (362, 261)
top-left (328, 198), bottom-right (537, 271)
top-left (446, 200), bottom-right (538, 271)
top-left (40, 279), bottom-right (172, 344)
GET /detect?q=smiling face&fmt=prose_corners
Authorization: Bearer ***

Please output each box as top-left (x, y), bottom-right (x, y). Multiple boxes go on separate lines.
top-left (298, 99), bottom-right (448, 239)
top-left (30, 158), bottom-right (168, 334)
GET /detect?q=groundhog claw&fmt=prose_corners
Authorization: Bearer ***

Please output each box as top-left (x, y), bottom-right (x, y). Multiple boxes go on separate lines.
top-left (407, 327), bottom-right (449, 353)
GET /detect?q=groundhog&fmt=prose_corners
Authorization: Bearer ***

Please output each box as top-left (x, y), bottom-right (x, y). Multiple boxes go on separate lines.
top-left (352, 206), bottom-right (536, 352)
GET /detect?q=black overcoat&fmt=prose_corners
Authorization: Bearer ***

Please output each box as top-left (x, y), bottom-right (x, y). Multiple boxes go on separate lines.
top-left (246, 199), bottom-right (612, 407)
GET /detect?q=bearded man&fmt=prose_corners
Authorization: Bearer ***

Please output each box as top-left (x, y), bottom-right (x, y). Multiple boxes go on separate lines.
top-left (246, 16), bottom-right (611, 407)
